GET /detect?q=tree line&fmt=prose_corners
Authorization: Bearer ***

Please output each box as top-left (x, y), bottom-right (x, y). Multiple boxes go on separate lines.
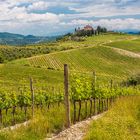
top-left (0, 41), bottom-right (74, 63)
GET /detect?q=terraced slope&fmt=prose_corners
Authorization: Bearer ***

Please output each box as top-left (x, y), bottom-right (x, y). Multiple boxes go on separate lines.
top-left (22, 44), bottom-right (140, 79)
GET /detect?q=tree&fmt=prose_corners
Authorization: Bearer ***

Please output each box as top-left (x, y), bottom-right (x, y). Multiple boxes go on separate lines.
top-left (102, 27), bottom-right (107, 33)
top-left (97, 26), bottom-right (102, 34)
top-left (97, 26), bottom-right (107, 34)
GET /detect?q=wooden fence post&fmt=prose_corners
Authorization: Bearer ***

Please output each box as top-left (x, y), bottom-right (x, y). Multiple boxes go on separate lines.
top-left (85, 100), bottom-right (88, 119)
top-left (0, 109), bottom-right (2, 125)
top-left (110, 79), bottom-right (113, 90)
top-left (64, 64), bottom-right (71, 128)
top-left (93, 71), bottom-right (97, 115)
top-left (73, 100), bottom-right (76, 124)
top-left (93, 71), bottom-right (96, 90)
top-left (93, 98), bottom-right (96, 115)
top-left (90, 99), bottom-right (93, 117)
top-left (110, 79), bottom-right (113, 105)
top-left (30, 77), bottom-right (34, 118)
top-left (78, 101), bottom-right (81, 121)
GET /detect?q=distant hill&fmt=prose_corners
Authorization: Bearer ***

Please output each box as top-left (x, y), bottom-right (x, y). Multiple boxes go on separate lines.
top-left (0, 32), bottom-right (57, 46)
top-left (127, 31), bottom-right (140, 35)
top-left (120, 30), bottom-right (140, 35)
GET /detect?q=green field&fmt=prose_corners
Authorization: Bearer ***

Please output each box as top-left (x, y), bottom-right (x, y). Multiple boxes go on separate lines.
top-left (0, 34), bottom-right (140, 91)
top-left (84, 96), bottom-right (140, 140)
top-left (107, 39), bottom-right (140, 53)
top-left (0, 64), bottom-right (64, 91)
top-left (27, 45), bottom-right (140, 77)
top-left (0, 33), bottom-right (140, 140)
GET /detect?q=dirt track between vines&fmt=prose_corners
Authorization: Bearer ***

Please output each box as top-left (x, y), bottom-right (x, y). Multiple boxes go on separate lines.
top-left (46, 113), bottom-right (105, 140)
top-left (106, 46), bottom-right (140, 58)
top-left (102, 37), bottom-right (140, 59)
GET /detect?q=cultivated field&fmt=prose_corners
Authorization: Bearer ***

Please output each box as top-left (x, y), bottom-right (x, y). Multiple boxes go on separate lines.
top-left (0, 33), bottom-right (140, 140)
top-left (107, 39), bottom-right (140, 53)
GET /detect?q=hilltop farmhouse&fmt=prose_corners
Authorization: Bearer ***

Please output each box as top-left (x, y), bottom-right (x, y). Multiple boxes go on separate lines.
top-left (74, 25), bottom-right (107, 36)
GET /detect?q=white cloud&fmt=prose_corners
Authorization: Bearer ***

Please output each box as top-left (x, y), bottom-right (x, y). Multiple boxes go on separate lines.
top-left (65, 18), bottom-right (140, 31)
top-left (15, 12), bottom-right (60, 23)
top-left (0, 0), bottom-right (140, 35)
top-left (27, 1), bottom-right (49, 12)
top-left (69, 2), bottom-right (140, 17)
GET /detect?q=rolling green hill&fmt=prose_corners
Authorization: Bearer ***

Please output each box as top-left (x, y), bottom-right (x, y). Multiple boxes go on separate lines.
top-left (0, 33), bottom-right (140, 140)
top-left (15, 45), bottom-right (140, 78)
top-left (0, 33), bottom-right (140, 91)
top-left (106, 39), bottom-right (140, 53)
top-left (0, 33), bottom-right (136, 63)
top-left (0, 32), bottom-right (57, 46)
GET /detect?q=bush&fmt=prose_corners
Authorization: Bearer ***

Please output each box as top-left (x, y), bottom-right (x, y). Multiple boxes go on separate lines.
top-left (0, 55), bottom-right (4, 63)
top-left (122, 74), bottom-right (140, 86)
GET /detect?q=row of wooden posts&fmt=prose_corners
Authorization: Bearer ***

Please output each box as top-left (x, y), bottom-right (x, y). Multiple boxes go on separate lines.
top-left (29, 64), bottom-right (70, 128)
top-left (73, 97), bottom-right (115, 124)
top-left (28, 64), bottom-right (70, 128)
top-left (0, 64), bottom-right (114, 127)
top-left (64, 64), bottom-right (115, 128)
top-left (30, 64), bottom-right (112, 128)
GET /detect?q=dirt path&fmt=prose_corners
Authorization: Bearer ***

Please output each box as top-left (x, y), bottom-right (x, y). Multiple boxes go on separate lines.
top-left (104, 45), bottom-right (140, 58)
top-left (45, 37), bottom-right (139, 140)
top-left (100, 37), bottom-right (140, 59)
top-left (46, 113), bottom-right (105, 140)
top-left (111, 47), bottom-right (140, 58)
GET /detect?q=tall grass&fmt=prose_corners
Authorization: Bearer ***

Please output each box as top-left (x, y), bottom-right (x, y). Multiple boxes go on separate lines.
top-left (84, 96), bottom-right (140, 140)
top-left (0, 104), bottom-right (65, 140)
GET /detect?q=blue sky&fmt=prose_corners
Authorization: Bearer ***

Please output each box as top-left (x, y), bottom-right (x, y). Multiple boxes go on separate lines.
top-left (0, 0), bottom-right (140, 36)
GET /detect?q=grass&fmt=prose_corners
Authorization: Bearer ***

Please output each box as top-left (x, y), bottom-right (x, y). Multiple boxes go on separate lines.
top-left (0, 34), bottom-right (140, 91)
top-left (16, 45), bottom-right (140, 79)
top-left (0, 33), bottom-right (140, 139)
top-left (84, 96), bottom-right (140, 140)
top-left (0, 64), bottom-right (64, 91)
top-left (1, 33), bottom-right (132, 63)
top-left (107, 39), bottom-right (140, 53)
top-left (1, 95), bottom-right (140, 140)
top-left (0, 99), bottom-right (104, 140)
top-left (0, 104), bottom-right (66, 140)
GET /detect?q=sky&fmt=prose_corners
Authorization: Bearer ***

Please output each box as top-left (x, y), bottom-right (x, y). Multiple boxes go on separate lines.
top-left (0, 0), bottom-right (140, 36)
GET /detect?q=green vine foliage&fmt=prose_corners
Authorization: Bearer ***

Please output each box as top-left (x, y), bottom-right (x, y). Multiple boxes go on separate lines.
top-left (0, 75), bottom-right (139, 110)
top-left (71, 74), bottom-right (140, 101)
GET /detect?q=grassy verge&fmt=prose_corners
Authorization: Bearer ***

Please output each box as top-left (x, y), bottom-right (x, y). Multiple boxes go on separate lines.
top-left (106, 39), bottom-right (140, 53)
top-left (0, 100), bottom-right (95, 140)
top-left (84, 96), bottom-right (140, 140)
top-left (0, 104), bottom-right (65, 140)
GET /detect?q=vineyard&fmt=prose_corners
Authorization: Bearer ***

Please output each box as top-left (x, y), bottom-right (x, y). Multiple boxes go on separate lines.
top-left (0, 33), bottom-right (140, 140)
top-left (0, 65), bottom-right (139, 128)
top-left (27, 46), bottom-right (140, 73)
top-left (0, 34), bottom-right (139, 92)
top-left (0, 33), bottom-right (130, 63)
